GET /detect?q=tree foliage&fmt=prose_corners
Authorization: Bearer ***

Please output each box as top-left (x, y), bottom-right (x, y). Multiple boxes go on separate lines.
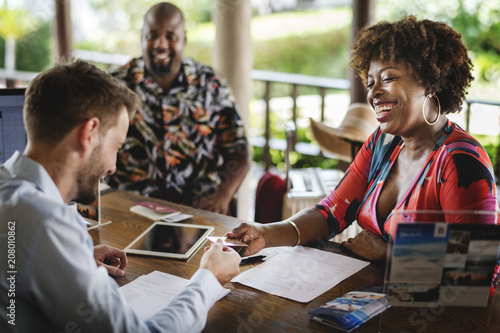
top-left (377, 0), bottom-right (500, 84)
top-left (450, 1), bottom-right (500, 82)
top-left (0, 20), bottom-right (52, 71)
top-left (0, 7), bottom-right (36, 40)
top-left (15, 20), bottom-right (52, 72)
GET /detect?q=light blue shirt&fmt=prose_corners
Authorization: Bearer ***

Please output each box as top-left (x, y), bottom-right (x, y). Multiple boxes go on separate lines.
top-left (0, 152), bottom-right (223, 332)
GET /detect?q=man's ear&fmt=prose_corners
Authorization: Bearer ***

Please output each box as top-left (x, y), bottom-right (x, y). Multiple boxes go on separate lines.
top-left (78, 117), bottom-right (100, 155)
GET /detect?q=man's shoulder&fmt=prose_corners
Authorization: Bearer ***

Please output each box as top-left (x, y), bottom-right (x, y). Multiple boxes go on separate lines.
top-left (182, 57), bottom-right (211, 69)
top-left (0, 176), bottom-right (77, 226)
top-left (1, 178), bottom-right (56, 213)
top-left (181, 58), bottom-right (235, 96)
top-left (182, 57), bottom-right (218, 77)
top-left (0, 166), bottom-right (34, 201)
top-left (111, 57), bottom-right (145, 85)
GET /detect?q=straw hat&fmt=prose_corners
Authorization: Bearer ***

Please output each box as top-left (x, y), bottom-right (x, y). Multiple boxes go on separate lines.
top-left (310, 103), bottom-right (379, 162)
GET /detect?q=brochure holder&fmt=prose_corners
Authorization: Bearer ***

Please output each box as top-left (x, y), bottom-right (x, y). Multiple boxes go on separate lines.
top-left (385, 209), bottom-right (499, 308)
top-left (370, 209), bottom-right (500, 332)
top-left (76, 182), bottom-right (112, 230)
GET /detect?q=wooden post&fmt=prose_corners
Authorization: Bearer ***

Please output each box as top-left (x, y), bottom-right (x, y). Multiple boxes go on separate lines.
top-left (263, 80), bottom-right (272, 171)
top-left (291, 84), bottom-right (298, 148)
top-left (349, 0), bottom-right (375, 104)
top-left (54, 0), bottom-right (72, 59)
top-left (319, 87), bottom-right (326, 122)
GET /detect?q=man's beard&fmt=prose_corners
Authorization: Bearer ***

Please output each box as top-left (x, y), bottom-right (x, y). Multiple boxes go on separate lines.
top-left (74, 145), bottom-right (103, 205)
top-left (149, 54), bottom-right (173, 77)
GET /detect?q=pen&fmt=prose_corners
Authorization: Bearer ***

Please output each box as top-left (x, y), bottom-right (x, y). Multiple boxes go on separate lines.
top-left (240, 255), bottom-right (266, 265)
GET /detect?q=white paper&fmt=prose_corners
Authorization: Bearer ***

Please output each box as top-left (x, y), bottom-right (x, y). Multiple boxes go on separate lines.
top-left (121, 270), bottom-right (230, 321)
top-left (232, 246), bottom-right (370, 303)
top-left (259, 246), bottom-right (291, 260)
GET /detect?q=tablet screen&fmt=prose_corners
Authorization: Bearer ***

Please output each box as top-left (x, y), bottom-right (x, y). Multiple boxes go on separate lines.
top-left (124, 222), bottom-right (214, 259)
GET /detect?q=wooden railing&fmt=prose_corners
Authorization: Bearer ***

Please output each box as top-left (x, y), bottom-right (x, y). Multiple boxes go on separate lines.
top-left (464, 99), bottom-right (500, 133)
top-left (0, 69), bottom-right (38, 87)
top-left (250, 69), bottom-right (350, 169)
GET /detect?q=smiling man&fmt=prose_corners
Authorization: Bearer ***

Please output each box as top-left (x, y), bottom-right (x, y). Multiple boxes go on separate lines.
top-left (0, 59), bottom-right (241, 332)
top-left (108, 2), bottom-right (250, 216)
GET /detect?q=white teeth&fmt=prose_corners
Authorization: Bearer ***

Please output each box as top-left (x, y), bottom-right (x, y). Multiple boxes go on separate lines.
top-left (375, 105), bottom-right (393, 112)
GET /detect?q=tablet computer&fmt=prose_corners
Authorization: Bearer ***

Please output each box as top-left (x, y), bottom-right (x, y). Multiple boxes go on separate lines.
top-left (124, 222), bottom-right (214, 259)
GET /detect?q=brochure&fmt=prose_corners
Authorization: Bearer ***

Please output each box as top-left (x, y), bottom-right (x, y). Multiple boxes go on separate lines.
top-left (387, 222), bottom-right (500, 307)
top-left (76, 182), bottom-right (111, 229)
top-left (309, 286), bottom-right (389, 332)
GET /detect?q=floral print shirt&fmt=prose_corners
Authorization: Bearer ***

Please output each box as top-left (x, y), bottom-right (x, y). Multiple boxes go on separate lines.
top-left (108, 57), bottom-right (247, 205)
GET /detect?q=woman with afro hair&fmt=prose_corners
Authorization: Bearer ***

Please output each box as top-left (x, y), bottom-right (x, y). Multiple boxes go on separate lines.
top-left (228, 16), bottom-right (498, 282)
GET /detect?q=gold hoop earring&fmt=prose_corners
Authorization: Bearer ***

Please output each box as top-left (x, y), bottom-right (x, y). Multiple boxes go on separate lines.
top-left (422, 93), bottom-right (441, 126)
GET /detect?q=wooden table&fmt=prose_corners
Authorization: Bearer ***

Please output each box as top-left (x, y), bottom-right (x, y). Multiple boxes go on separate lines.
top-left (91, 190), bottom-right (500, 333)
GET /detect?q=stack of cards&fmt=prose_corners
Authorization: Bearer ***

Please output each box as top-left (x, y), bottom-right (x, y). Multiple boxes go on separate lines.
top-left (130, 201), bottom-right (192, 222)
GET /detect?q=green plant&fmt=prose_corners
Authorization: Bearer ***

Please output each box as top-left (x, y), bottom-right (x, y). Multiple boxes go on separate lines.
top-left (0, 6), bottom-right (41, 72)
top-left (254, 28), bottom-right (350, 80)
top-left (0, 20), bottom-right (51, 72)
top-left (15, 21), bottom-right (51, 72)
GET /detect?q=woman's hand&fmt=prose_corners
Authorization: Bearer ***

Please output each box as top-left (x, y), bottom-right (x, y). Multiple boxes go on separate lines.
top-left (340, 229), bottom-right (388, 262)
top-left (226, 223), bottom-right (266, 256)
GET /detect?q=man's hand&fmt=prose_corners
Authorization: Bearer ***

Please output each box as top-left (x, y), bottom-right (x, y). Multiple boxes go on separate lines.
top-left (340, 229), bottom-right (388, 262)
top-left (193, 145), bottom-right (250, 215)
top-left (94, 244), bottom-right (127, 277)
top-left (200, 239), bottom-right (241, 285)
top-left (192, 191), bottom-right (232, 215)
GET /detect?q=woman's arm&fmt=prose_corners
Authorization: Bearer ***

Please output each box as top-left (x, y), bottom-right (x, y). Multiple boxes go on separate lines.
top-left (226, 208), bottom-right (329, 256)
top-left (228, 130), bottom-right (382, 256)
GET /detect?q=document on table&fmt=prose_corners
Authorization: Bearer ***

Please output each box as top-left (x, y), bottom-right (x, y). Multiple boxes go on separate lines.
top-left (120, 270), bottom-right (230, 321)
top-left (232, 246), bottom-right (370, 303)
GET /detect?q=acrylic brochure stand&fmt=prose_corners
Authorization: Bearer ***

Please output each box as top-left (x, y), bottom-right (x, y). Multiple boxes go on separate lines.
top-left (375, 209), bottom-right (499, 332)
top-left (76, 182), bottom-right (112, 230)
